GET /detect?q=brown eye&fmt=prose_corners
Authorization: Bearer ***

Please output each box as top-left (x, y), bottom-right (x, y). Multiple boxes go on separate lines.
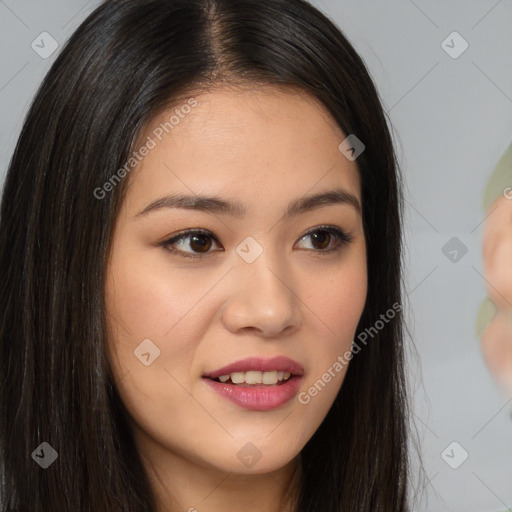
top-left (188, 234), bottom-right (213, 253)
top-left (296, 226), bottom-right (352, 253)
top-left (160, 229), bottom-right (222, 259)
top-left (309, 230), bottom-right (331, 250)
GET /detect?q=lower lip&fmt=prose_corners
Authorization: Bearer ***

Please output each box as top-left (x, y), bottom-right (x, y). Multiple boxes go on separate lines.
top-left (203, 376), bottom-right (302, 411)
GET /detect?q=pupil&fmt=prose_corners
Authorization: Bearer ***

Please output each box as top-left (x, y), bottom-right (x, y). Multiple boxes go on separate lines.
top-left (190, 234), bottom-right (212, 252)
top-left (312, 231), bottom-right (330, 250)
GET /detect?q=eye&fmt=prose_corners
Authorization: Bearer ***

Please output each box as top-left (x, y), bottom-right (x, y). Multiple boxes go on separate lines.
top-left (160, 229), bottom-right (223, 259)
top-left (295, 225), bottom-right (353, 254)
top-left (159, 225), bottom-right (353, 260)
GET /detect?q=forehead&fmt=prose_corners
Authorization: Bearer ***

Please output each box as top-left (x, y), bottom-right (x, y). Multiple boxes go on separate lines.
top-left (123, 85), bottom-right (362, 213)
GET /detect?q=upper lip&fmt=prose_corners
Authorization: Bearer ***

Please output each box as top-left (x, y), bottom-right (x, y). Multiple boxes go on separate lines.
top-left (203, 356), bottom-right (304, 379)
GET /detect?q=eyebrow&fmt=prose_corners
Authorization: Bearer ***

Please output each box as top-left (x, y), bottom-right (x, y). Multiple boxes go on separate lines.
top-left (135, 187), bottom-right (361, 219)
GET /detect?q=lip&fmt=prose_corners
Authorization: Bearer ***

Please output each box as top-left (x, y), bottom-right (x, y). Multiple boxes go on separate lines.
top-left (203, 356), bottom-right (304, 379)
top-left (202, 356), bottom-right (304, 411)
top-left (203, 375), bottom-right (303, 411)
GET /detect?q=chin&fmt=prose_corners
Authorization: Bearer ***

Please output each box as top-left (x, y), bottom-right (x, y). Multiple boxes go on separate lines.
top-left (195, 439), bottom-right (302, 475)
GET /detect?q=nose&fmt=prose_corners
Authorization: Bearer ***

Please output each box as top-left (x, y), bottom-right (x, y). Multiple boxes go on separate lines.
top-left (221, 248), bottom-right (303, 338)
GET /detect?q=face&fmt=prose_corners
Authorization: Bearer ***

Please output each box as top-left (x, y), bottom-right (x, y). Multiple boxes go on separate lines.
top-left (481, 194), bottom-right (512, 394)
top-left (105, 85), bottom-right (367, 477)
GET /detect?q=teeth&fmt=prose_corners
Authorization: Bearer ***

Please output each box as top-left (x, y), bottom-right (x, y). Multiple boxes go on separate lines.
top-left (262, 371), bottom-right (278, 384)
top-left (216, 370), bottom-right (292, 385)
top-left (245, 371), bottom-right (262, 384)
top-left (230, 372), bottom-right (245, 384)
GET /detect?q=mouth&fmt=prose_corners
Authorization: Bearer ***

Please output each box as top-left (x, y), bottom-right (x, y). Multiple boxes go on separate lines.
top-left (209, 370), bottom-right (293, 386)
top-left (203, 355), bottom-right (304, 382)
top-left (202, 356), bottom-right (304, 410)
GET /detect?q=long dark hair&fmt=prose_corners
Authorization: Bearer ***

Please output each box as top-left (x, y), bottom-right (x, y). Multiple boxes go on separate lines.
top-left (0, 0), bottom-right (410, 510)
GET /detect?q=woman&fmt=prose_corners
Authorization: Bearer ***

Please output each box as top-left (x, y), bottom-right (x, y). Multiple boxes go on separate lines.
top-left (0, 0), bottom-right (410, 510)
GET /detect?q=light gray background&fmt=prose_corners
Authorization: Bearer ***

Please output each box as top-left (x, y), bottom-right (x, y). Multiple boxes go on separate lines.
top-left (1, 1), bottom-right (511, 510)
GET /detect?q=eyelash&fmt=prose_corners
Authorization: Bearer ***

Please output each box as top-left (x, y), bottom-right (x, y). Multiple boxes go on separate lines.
top-left (159, 225), bottom-right (353, 260)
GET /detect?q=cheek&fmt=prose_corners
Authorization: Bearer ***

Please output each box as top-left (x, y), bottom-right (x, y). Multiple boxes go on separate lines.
top-left (104, 251), bottom-right (217, 449)
top-left (305, 251), bottom-right (368, 350)
top-left (298, 253), bottom-right (367, 406)
top-left (318, 266), bottom-right (367, 336)
top-left (104, 247), bottom-right (215, 397)
top-left (105, 247), bottom-right (211, 346)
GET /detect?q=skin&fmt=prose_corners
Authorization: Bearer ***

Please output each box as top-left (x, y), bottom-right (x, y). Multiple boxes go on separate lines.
top-left (105, 85), bottom-right (367, 512)
top-left (482, 194), bottom-right (512, 394)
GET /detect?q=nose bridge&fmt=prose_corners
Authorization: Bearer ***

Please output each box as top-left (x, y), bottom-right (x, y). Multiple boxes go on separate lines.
top-left (221, 237), bottom-right (302, 336)
top-left (241, 249), bottom-right (288, 303)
